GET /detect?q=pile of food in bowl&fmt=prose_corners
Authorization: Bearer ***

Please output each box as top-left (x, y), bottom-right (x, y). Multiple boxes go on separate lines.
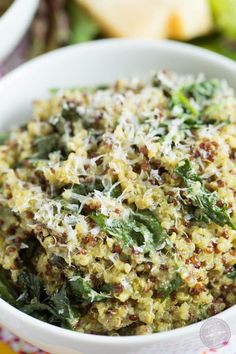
top-left (0, 0), bottom-right (13, 16)
top-left (0, 70), bottom-right (235, 336)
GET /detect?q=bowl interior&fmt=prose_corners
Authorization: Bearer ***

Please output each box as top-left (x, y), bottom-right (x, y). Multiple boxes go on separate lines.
top-left (1, 39), bottom-right (236, 130)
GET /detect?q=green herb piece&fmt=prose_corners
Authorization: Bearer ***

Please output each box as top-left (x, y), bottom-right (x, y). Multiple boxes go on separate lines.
top-left (20, 282), bottom-right (80, 329)
top-left (90, 213), bottom-right (136, 249)
top-left (0, 266), bottom-right (80, 329)
top-left (227, 266), bottom-right (236, 279)
top-left (156, 117), bottom-right (203, 141)
top-left (99, 283), bottom-right (114, 293)
top-left (170, 80), bottom-right (220, 126)
top-left (34, 133), bottom-right (61, 159)
top-left (175, 159), bottom-right (235, 229)
top-left (0, 132), bottom-right (9, 146)
top-left (171, 90), bottom-right (198, 116)
top-left (61, 104), bottom-right (79, 122)
top-left (60, 180), bottom-right (104, 212)
top-left (133, 210), bottom-right (168, 250)
top-left (49, 255), bottom-right (67, 269)
top-left (19, 238), bottom-right (44, 271)
top-left (21, 302), bottom-right (62, 324)
top-left (72, 180), bottom-right (104, 196)
top-left (18, 269), bottom-right (42, 303)
top-left (180, 117), bottom-right (204, 130)
top-left (175, 159), bottom-right (202, 183)
top-left (50, 286), bottom-right (80, 327)
top-left (49, 88), bottom-right (60, 95)
top-left (110, 184), bottom-right (122, 198)
top-left (21, 300), bottom-right (78, 328)
top-left (157, 274), bottom-right (182, 300)
top-left (69, 275), bottom-right (110, 303)
top-left (90, 209), bottom-right (168, 252)
top-left (0, 268), bottom-right (18, 306)
top-left (49, 116), bottom-right (66, 135)
top-left (183, 80), bottom-right (220, 103)
top-left (54, 197), bottom-right (79, 213)
top-left (187, 205), bottom-right (212, 225)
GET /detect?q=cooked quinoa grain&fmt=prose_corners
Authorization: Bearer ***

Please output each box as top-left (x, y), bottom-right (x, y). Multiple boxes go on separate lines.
top-left (0, 71), bottom-right (236, 335)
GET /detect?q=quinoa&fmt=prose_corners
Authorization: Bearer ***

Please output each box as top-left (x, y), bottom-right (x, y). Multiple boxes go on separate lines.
top-left (0, 70), bottom-right (236, 335)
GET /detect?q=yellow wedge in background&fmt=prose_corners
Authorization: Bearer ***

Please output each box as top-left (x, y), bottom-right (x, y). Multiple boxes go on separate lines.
top-left (75, 0), bottom-right (213, 40)
top-left (0, 342), bottom-right (15, 354)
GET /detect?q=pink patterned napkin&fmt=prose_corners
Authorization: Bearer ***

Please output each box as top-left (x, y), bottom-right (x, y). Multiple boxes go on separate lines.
top-left (0, 326), bottom-right (48, 353)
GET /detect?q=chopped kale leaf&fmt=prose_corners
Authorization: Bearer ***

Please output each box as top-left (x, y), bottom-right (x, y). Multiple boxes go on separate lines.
top-left (0, 267), bottom-right (80, 329)
top-left (69, 275), bottom-right (110, 303)
top-left (183, 79), bottom-right (220, 103)
top-left (62, 104), bottom-right (80, 121)
top-left (0, 132), bottom-right (9, 146)
top-left (0, 268), bottom-right (18, 306)
top-left (171, 90), bottom-right (198, 116)
top-left (156, 274), bottom-right (182, 300)
top-left (90, 209), bottom-right (168, 252)
top-left (34, 133), bottom-right (61, 159)
top-left (227, 266), bottom-right (236, 279)
top-left (133, 210), bottom-right (168, 250)
top-left (175, 159), bottom-right (235, 229)
top-left (18, 269), bottom-right (42, 303)
top-left (50, 285), bottom-right (80, 327)
top-left (72, 179), bottom-right (104, 196)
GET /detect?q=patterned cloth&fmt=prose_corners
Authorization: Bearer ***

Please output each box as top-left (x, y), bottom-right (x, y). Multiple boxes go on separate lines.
top-left (0, 327), bottom-right (47, 353)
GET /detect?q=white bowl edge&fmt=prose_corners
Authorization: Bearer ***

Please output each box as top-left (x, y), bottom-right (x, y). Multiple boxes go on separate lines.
top-left (0, 0), bottom-right (39, 63)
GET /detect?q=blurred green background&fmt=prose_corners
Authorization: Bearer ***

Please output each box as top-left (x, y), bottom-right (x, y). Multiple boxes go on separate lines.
top-left (3, 0), bottom-right (236, 61)
top-left (21, 0), bottom-right (236, 61)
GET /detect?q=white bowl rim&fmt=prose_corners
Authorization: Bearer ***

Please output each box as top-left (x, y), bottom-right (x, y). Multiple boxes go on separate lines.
top-left (0, 38), bottom-right (236, 345)
top-left (0, 0), bottom-right (39, 63)
top-left (2, 37), bottom-right (236, 86)
top-left (0, 0), bottom-right (39, 28)
top-left (1, 298), bottom-right (235, 345)
top-left (0, 0), bottom-right (21, 20)
top-left (0, 0), bottom-right (38, 31)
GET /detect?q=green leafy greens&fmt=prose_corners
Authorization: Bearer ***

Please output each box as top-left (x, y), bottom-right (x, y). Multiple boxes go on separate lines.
top-left (19, 269), bottom-right (80, 328)
top-left (90, 209), bottom-right (168, 252)
top-left (175, 159), bottom-right (235, 229)
top-left (32, 103), bottom-right (82, 160)
top-left (0, 265), bottom-right (113, 328)
top-left (69, 275), bottom-right (110, 303)
top-left (159, 80), bottom-right (222, 138)
top-left (171, 90), bottom-right (198, 117)
top-left (169, 80), bottom-right (221, 124)
top-left (0, 268), bottom-right (18, 306)
top-left (227, 265), bottom-right (236, 279)
top-left (182, 80), bottom-right (220, 104)
top-left (34, 133), bottom-right (61, 159)
top-left (71, 179), bottom-right (104, 196)
top-left (156, 274), bottom-right (183, 300)
top-left (0, 132), bottom-right (9, 146)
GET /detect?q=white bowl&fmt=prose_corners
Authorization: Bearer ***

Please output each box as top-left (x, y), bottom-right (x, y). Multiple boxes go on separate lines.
top-left (0, 0), bottom-right (39, 63)
top-left (0, 39), bottom-right (235, 354)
